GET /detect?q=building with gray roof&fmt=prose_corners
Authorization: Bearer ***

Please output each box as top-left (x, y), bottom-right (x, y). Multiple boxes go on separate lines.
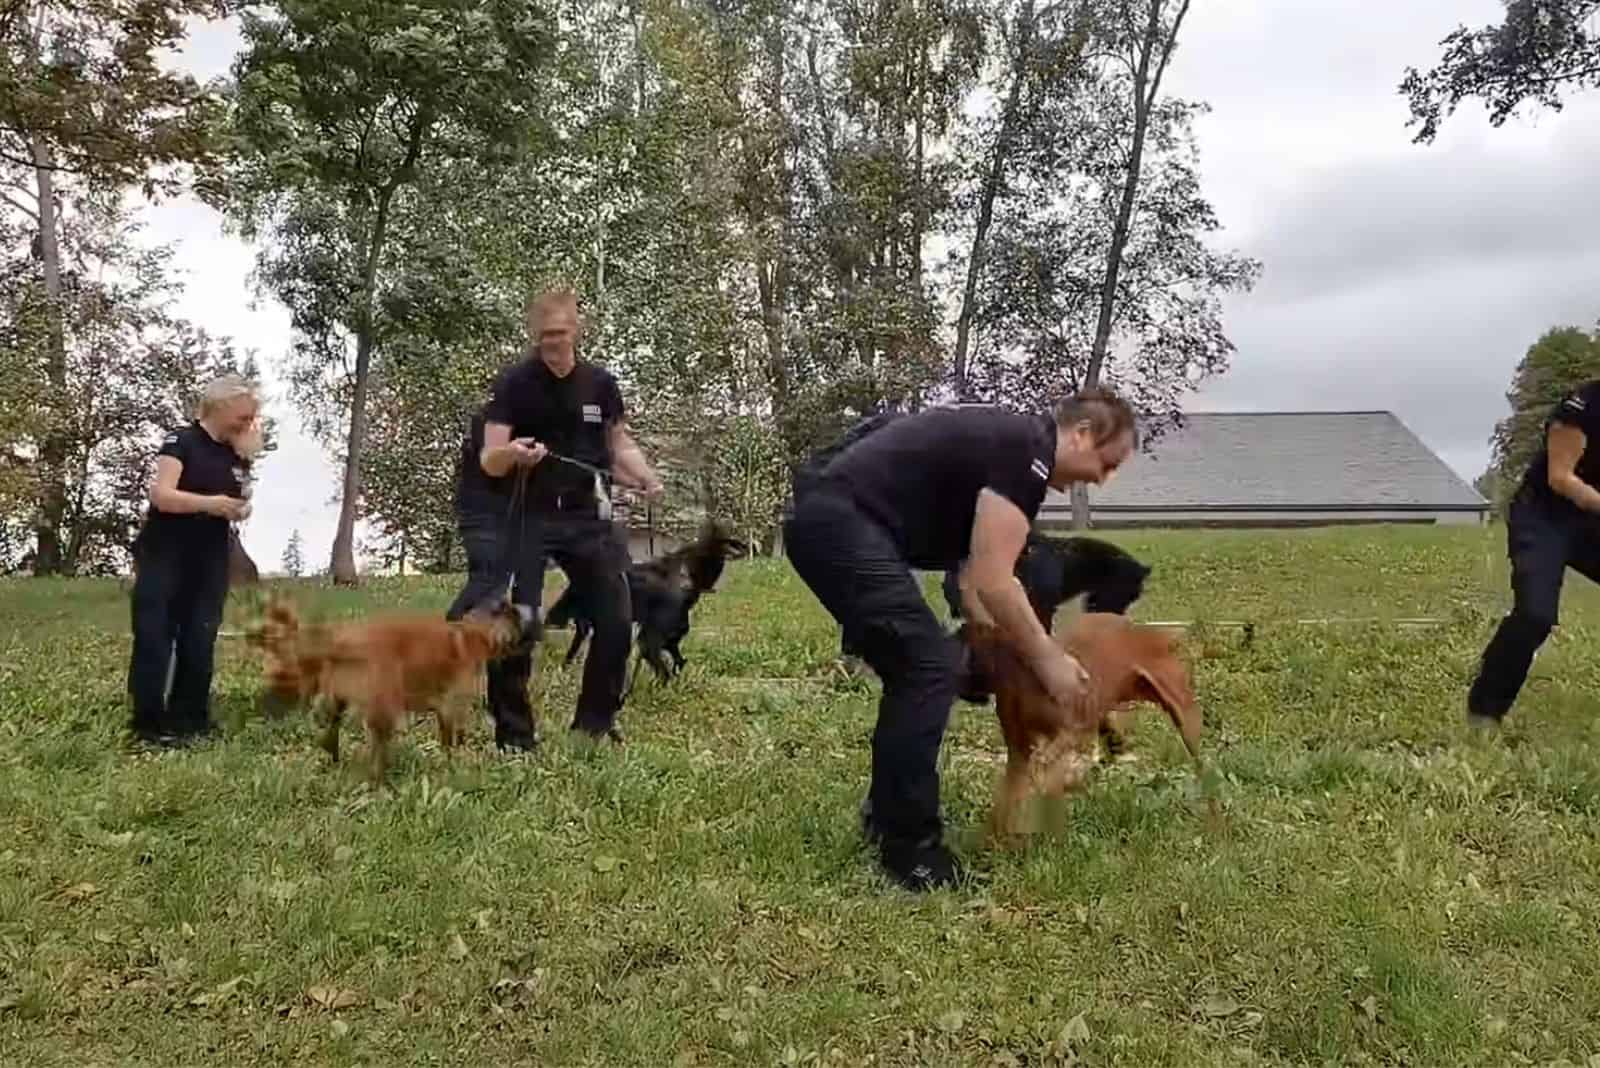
top-left (1040, 411), bottom-right (1489, 528)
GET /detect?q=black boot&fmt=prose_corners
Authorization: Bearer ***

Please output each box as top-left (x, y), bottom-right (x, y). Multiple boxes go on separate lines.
top-left (879, 834), bottom-right (962, 892)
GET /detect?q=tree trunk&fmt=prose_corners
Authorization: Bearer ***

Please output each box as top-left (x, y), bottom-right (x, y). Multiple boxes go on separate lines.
top-left (328, 188), bottom-right (399, 584)
top-left (910, 34), bottom-right (927, 289)
top-left (328, 105), bottom-right (430, 584)
top-left (753, 20), bottom-right (792, 414)
top-left (29, 133), bottom-right (69, 576)
top-left (1074, 0), bottom-right (1189, 531)
top-left (952, 0), bottom-right (1035, 398)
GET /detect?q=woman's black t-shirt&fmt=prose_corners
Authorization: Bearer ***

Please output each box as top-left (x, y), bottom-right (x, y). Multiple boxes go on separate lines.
top-left (138, 422), bottom-right (247, 554)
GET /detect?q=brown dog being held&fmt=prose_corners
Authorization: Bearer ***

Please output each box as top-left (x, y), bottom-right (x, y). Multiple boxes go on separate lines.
top-left (967, 600), bottom-right (1204, 842)
top-left (247, 596), bottom-right (536, 784)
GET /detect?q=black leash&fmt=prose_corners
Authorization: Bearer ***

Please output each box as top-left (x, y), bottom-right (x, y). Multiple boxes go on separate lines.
top-left (494, 449), bottom-right (625, 600)
top-left (495, 464), bottom-right (531, 602)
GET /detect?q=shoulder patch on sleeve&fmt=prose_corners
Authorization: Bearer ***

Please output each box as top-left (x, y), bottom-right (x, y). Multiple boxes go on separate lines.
top-left (162, 431), bottom-right (181, 446)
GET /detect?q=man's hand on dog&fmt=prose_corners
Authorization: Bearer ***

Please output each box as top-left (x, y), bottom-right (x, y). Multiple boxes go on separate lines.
top-left (1037, 649), bottom-right (1091, 708)
top-left (507, 437), bottom-right (548, 467)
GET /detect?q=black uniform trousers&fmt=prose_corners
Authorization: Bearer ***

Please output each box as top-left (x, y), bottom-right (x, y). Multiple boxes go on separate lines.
top-left (1469, 495), bottom-right (1600, 720)
top-left (785, 487), bottom-right (961, 848)
top-left (446, 492), bottom-right (544, 747)
top-left (127, 533), bottom-right (231, 738)
top-left (448, 489), bottom-right (632, 745)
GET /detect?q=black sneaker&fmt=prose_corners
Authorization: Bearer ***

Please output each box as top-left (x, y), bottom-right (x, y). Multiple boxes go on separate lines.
top-left (130, 727), bottom-right (184, 751)
top-left (1465, 683), bottom-right (1505, 733)
top-left (495, 731), bottom-right (540, 754)
top-left (1466, 711), bottom-right (1503, 733)
top-left (879, 835), bottom-right (963, 892)
top-left (172, 723), bottom-right (220, 746)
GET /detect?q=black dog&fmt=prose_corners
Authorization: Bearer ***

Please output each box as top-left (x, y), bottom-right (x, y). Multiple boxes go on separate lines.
top-left (838, 532), bottom-right (1150, 662)
top-left (545, 521), bottom-right (748, 685)
top-left (943, 533), bottom-right (1150, 702)
top-left (941, 532), bottom-right (1150, 629)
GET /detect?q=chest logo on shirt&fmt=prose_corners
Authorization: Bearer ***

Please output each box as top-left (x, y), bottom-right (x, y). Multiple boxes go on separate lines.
top-left (582, 403), bottom-right (603, 424)
top-left (1030, 458), bottom-right (1050, 481)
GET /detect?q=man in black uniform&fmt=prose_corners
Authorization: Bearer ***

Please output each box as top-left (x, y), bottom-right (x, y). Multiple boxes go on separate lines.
top-left (444, 408), bottom-right (546, 748)
top-left (784, 388), bottom-right (1138, 891)
top-left (477, 289), bottom-right (663, 746)
top-left (1468, 379), bottom-right (1600, 728)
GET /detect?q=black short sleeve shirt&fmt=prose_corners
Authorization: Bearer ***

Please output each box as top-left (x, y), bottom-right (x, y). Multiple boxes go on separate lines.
top-left (482, 357), bottom-right (626, 505)
top-left (140, 422), bottom-right (247, 552)
top-left (455, 410), bottom-right (509, 506)
top-left (822, 405), bottom-right (1057, 568)
top-left (1520, 380), bottom-right (1600, 516)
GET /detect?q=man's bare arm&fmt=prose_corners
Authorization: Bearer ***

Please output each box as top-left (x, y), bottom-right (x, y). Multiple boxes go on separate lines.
top-left (968, 490), bottom-right (1060, 669)
top-left (608, 422), bottom-right (663, 494)
top-left (1547, 423), bottom-right (1600, 512)
top-left (480, 421), bottom-right (543, 478)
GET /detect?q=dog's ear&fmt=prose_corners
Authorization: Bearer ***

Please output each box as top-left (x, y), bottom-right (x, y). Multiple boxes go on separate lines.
top-left (1131, 653), bottom-right (1201, 762)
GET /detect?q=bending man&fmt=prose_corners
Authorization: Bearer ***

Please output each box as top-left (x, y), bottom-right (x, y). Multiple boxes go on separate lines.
top-left (784, 389), bottom-right (1138, 891)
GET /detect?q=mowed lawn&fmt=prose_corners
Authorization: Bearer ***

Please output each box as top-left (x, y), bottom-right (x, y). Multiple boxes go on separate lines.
top-left (6, 526), bottom-right (1600, 1066)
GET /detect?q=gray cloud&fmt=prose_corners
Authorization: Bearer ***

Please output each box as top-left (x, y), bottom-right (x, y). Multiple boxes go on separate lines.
top-left (1166, 0), bottom-right (1600, 483)
top-left (1240, 127), bottom-right (1600, 302)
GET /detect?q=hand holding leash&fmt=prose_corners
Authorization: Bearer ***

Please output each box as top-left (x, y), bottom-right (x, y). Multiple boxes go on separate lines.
top-left (507, 437), bottom-right (548, 467)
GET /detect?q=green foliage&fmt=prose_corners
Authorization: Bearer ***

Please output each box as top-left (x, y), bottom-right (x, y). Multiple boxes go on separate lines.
top-left (0, 194), bottom-right (261, 575)
top-left (961, 0), bottom-right (1259, 423)
top-left (213, 0), bottom-right (561, 582)
top-left (10, 527), bottom-right (1600, 1064)
top-left (0, 0), bottom-right (225, 189)
top-left (1402, 0), bottom-right (1600, 144)
top-left (281, 529), bottom-right (305, 577)
top-left (0, 0), bottom-right (230, 574)
top-left (1485, 324), bottom-right (1600, 512)
top-left (204, 0), bottom-right (1255, 570)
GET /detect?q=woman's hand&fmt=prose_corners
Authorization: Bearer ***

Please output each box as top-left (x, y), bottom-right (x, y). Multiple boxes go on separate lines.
top-left (209, 496), bottom-right (251, 521)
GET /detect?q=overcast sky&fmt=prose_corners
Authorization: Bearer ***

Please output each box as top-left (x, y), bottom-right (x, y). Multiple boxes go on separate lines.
top-left (143, 1), bottom-right (1600, 572)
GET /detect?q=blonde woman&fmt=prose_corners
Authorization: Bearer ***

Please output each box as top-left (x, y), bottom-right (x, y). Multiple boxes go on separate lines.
top-left (127, 375), bottom-right (261, 748)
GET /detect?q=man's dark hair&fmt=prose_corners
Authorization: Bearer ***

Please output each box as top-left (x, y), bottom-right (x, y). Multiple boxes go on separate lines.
top-left (1054, 387), bottom-right (1138, 448)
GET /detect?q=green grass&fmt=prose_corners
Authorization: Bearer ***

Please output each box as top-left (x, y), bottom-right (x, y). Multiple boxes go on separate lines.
top-left (5, 524), bottom-right (1600, 1065)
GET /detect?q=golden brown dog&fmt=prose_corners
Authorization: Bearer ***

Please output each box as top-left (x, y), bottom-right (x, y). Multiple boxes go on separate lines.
top-left (244, 596), bottom-right (537, 783)
top-left (966, 605), bottom-right (1206, 840)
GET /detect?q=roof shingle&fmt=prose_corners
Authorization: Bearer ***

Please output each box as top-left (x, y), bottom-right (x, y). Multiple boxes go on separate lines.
top-left (1047, 411), bottom-right (1487, 511)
